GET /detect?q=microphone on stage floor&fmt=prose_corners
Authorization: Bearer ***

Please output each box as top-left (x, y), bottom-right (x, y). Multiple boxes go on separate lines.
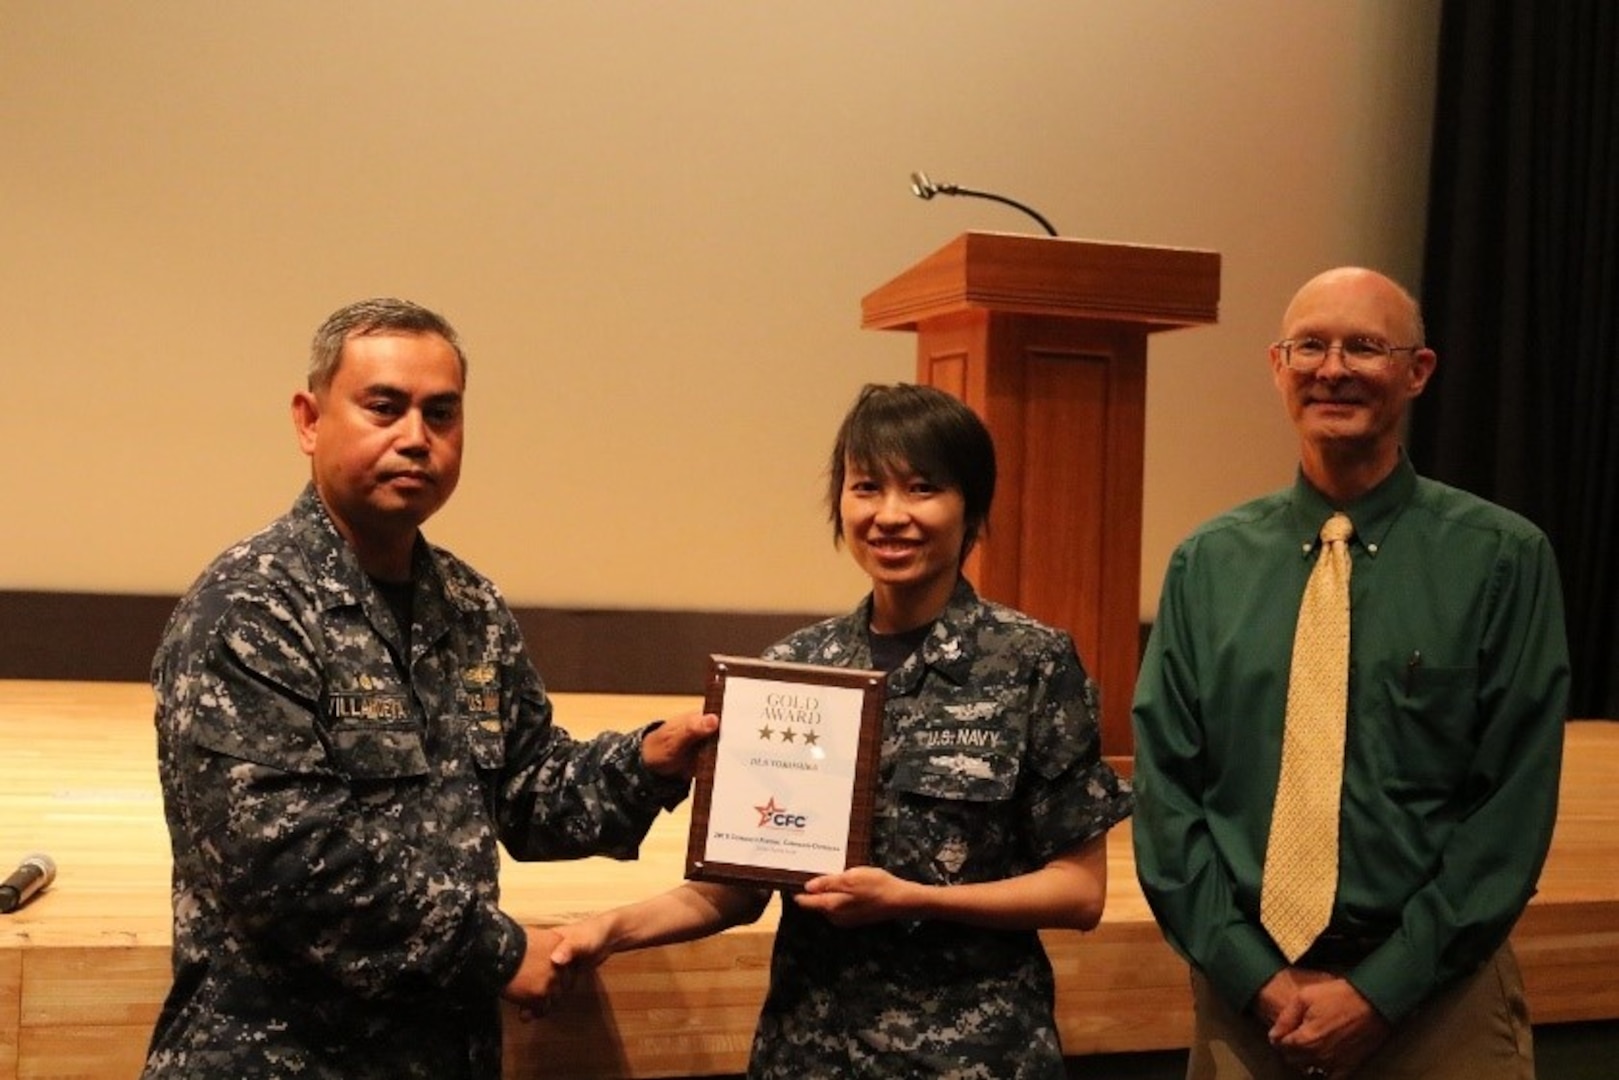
top-left (0, 853), bottom-right (56, 914)
top-left (909, 171), bottom-right (1060, 237)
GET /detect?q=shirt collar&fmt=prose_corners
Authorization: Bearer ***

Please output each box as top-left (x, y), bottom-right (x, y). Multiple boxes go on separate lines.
top-left (878, 576), bottom-right (981, 695)
top-left (288, 483), bottom-right (464, 616)
top-left (1287, 451), bottom-right (1418, 560)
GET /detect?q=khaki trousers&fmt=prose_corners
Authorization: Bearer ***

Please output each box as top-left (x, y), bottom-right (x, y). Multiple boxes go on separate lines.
top-left (1185, 943), bottom-right (1535, 1080)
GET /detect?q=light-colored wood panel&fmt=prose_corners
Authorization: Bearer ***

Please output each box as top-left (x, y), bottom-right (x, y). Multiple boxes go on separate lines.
top-left (1, 951), bottom-right (18, 1079)
top-left (20, 949), bottom-right (168, 1028)
top-left (1513, 901), bottom-right (1619, 1022)
top-left (16, 1024), bottom-right (149, 1080)
top-left (1048, 923), bottom-right (1194, 1054)
top-left (510, 935), bottom-right (769, 1078)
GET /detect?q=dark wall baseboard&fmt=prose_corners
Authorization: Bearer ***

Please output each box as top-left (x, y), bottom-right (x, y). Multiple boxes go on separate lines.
top-left (1, 591), bottom-right (180, 684)
top-left (0, 590), bottom-right (826, 696)
top-left (508, 607), bottom-right (827, 695)
top-left (2, 591), bottom-right (1159, 697)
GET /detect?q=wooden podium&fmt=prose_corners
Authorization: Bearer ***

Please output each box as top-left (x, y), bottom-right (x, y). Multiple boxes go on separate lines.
top-left (861, 232), bottom-right (1220, 758)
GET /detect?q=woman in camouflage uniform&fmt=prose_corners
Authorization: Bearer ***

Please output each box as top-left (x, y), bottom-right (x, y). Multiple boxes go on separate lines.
top-left (556, 384), bottom-right (1132, 1078)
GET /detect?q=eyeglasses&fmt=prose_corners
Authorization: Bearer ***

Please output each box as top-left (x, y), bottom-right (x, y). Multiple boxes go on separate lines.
top-left (1274, 336), bottom-right (1422, 373)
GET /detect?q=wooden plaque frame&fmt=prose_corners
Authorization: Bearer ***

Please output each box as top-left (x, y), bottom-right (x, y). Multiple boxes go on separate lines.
top-left (685, 655), bottom-right (885, 889)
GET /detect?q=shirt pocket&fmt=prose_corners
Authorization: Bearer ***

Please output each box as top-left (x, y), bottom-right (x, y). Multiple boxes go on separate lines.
top-left (326, 722), bottom-right (431, 781)
top-left (1379, 662), bottom-right (1478, 792)
top-left (885, 749), bottom-right (1021, 883)
top-left (464, 722), bottom-right (506, 772)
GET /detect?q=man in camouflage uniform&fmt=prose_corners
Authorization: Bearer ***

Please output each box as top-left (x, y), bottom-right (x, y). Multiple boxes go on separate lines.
top-left (142, 298), bottom-right (716, 1079)
top-left (748, 576), bottom-right (1133, 1078)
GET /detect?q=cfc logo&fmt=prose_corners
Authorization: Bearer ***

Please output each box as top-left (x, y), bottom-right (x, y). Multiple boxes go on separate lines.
top-left (753, 797), bottom-right (808, 830)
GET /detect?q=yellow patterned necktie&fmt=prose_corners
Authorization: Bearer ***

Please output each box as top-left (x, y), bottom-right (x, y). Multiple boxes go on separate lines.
top-left (1261, 511), bottom-right (1354, 962)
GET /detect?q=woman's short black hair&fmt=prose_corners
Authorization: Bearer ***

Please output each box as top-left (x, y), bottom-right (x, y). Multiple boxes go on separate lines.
top-left (826, 383), bottom-right (996, 558)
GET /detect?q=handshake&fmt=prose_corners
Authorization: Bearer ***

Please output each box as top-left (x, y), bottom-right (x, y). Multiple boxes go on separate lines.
top-left (497, 877), bottom-right (772, 1018)
top-left (499, 920), bottom-right (611, 1019)
top-left (496, 865), bottom-right (915, 1018)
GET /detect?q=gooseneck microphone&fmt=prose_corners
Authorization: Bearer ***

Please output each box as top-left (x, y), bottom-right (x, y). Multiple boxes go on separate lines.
top-left (0, 853), bottom-right (56, 913)
top-left (909, 171), bottom-right (1059, 237)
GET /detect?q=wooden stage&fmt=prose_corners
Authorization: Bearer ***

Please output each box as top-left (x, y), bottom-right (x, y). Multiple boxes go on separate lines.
top-left (1, 680), bottom-right (1615, 1079)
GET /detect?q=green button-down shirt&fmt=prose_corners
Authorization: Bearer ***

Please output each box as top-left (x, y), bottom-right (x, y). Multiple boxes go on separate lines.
top-left (1132, 455), bottom-right (1569, 1022)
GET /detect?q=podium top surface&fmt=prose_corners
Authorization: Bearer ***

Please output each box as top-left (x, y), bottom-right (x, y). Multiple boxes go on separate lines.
top-left (862, 231), bottom-right (1221, 332)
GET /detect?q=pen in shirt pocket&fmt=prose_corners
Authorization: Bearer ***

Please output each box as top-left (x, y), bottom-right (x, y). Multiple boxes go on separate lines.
top-left (1405, 650), bottom-right (1423, 693)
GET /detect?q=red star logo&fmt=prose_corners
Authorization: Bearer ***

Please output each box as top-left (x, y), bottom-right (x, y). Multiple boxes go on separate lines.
top-left (755, 796), bottom-right (785, 827)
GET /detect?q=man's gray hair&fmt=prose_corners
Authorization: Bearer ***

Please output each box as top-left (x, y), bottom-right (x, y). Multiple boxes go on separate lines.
top-left (307, 298), bottom-right (468, 390)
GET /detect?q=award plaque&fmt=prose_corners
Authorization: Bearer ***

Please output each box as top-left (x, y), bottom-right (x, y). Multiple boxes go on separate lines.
top-left (685, 654), bottom-right (885, 889)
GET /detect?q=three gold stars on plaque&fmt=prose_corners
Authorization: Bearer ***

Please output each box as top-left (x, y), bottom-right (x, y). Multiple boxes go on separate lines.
top-left (756, 724), bottom-right (819, 746)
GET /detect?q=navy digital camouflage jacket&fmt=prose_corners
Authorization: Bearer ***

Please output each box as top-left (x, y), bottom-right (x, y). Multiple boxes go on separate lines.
top-left (749, 578), bottom-right (1133, 1079)
top-left (142, 486), bottom-right (686, 1079)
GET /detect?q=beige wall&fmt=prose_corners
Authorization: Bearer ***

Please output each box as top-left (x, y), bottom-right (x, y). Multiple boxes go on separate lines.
top-left (3, 1), bottom-right (1440, 617)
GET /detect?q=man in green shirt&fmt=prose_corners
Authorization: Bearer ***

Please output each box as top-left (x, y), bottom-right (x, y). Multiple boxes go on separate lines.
top-left (1132, 267), bottom-right (1569, 1080)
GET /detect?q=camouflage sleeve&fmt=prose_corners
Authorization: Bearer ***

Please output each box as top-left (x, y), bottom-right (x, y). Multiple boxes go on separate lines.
top-left (1017, 631), bottom-right (1133, 864)
top-left (490, 647), bottom-right (688, 862)
top-left (169, 597), bottom-right (524, 1003)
